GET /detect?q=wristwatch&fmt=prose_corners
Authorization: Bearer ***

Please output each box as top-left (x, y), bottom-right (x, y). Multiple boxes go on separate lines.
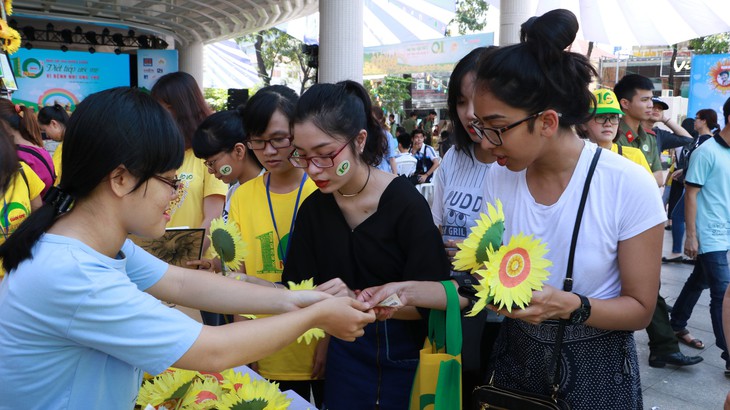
top-left (568, 293), bottom-right (591, 324)
top-left (453, 274), bottom-right (479, 309)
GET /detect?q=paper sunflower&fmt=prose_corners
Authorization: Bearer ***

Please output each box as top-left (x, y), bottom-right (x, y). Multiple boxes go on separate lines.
top-left (179, 377), bottom-right (225, 410)
top-left (287, 278), bottom-right (326, 344)
top-left (137, 368), bottom-right (198, 409)
top-left (3, 0), bottom-right (12, 15)
top-left (464, 278), bottom-right (493, 317)
top-left (453, 200), bottom-right (505, 273)
top-left (479, 233), bottom-right (552, 312)
top-left (0, 20), bottom-right (20, 55)
top-left (218, 374), bottom-right (292, 410)
top-left (209, 217), bottom-right (247, 272)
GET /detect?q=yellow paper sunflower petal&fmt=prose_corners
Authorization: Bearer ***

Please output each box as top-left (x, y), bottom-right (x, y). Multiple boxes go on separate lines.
top-left (286, 278), bottom-right (325, 344)
top-left (218, 375), bottom-right (292, 410)
top-left (452, 200), bottom-right (505, 273)
top-left (3, 0), bottom-right (12, 15)
top-left (1, 26), bottom-right (21, 54)
top-left (137, 368), bottom-right (198, 408)
top-left (483, 233), bottom-right (552, 312)
top-left (220, 369), bottom-right (251, 392)
top-left (465, 278), bottom-right (492, 317)
top-left (179, 377), bottom-right (224, 410)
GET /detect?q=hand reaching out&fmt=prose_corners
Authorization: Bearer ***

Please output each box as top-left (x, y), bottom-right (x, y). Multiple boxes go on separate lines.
top-left (316, 278), bottom-right (356, 298)
top-left (312, 298), bottom-right (375, 341)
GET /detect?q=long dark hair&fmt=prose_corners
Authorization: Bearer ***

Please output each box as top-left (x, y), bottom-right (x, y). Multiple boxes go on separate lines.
top-left (294, 80), bottom-right (387, 166)
top-left (242, 85), bottom-right (298, 137)
top-left (192, 108), bottom-right (262, 169)
top-left (475, 9), bottom-right (597, 129)
top-left (151, 71), bottom-right (212, 149)
top-left (0, 120), bottom-right (18, 194)
top-left (0, 87), bottom-right (184, 273)
top-left (447, 46), bottom-right (493, 160)
top-left (0, 99), bottom-right (44, 146)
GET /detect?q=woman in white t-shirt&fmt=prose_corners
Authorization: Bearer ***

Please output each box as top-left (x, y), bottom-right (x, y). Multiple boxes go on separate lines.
top-left (358, 9), bottom-right (665, 410)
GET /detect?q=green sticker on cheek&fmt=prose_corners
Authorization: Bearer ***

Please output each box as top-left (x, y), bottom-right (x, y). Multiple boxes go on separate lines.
top-left (336, 160), bottom-right (350, 176)
top-left (219, 165), bottom-right (233, 175)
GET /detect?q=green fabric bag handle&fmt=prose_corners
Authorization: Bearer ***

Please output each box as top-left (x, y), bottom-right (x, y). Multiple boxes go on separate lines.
top-left (428, 280), bottom-right (462, 356)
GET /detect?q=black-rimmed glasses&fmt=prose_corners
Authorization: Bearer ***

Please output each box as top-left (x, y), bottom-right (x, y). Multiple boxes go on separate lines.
top-left (245, 136), bottom-right (293, 150)
top-left (151, 174), bottom-right (182, 192)
top-left (288, 137), bottom-right (356, 169)
top-left (593, 114), bottom-right (620, 125)
top-left (469, 111), bottom-right (545, 146)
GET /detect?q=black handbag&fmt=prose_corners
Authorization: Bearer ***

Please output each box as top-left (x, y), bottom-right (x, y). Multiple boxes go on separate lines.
top-left (472, 148), bottom-right (602, 410)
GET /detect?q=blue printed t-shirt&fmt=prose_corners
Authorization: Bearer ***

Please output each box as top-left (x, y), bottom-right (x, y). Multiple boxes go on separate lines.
top-left (0, 235), bottom-right (203, 410)
top-left (685, 135), bottom-right (730, 254)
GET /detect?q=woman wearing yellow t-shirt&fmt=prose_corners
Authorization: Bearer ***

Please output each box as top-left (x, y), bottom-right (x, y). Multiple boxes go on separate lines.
top-left (579, 89), bottom-right (652, 174)
top-left (38, 104), bottom-right (69, 186)
top-left (229, 85), bottom-right (322, 407)
top-left (1, 122), bottom-right (44, 278)
top-left (152, 72), bottom-right (228, 259)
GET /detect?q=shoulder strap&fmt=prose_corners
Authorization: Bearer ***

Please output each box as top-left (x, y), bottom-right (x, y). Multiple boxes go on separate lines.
top-left (547, 147), bottom-right (603, 395)
top-left (18, 165), bottom-right (29, 190)
top-left (17, 145), bottom-right (56, 181)
top-left (617, 144), bottom-right (623, 156)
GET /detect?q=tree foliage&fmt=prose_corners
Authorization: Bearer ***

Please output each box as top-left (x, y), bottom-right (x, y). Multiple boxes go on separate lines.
top-left (447, 0), bottom-right (489, 36)
top-left (238, 28), bottom-right (316, 94)
top-left (364, 76), bottom-right (411, 116)
top-left (688, 33), bottom-right (730, 55)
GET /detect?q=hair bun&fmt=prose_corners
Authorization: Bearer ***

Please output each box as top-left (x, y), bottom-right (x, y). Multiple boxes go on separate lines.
top-left (521, 9), bottom-right (578, 53)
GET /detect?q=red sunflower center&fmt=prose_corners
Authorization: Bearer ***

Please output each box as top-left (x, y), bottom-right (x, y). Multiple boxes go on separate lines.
top-left (498, 247), bottom-right (531, 288)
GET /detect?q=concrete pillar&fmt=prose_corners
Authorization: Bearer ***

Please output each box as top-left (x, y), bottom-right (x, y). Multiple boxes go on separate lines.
top-left (178, 40), bottom-right (205, 89)
top-left (499, 0), bottom-right (538, 46)
top-left (319, 0), bottom-right (363, 84)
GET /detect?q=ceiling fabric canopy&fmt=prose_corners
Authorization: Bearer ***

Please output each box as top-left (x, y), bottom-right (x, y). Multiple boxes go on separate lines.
top-left (203, 40), bottom-right (260, 89)
top-left (278, 0), bottom-right (455, 48)
top-left (10, 0), bottom-right (319, 45)
top-left (491, 0), bottom-right (730, 47)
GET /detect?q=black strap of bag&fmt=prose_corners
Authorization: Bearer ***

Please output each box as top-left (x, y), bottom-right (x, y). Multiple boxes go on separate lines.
top-left (546, 146), bottom-right (602, 397)
top-left (17, 145), bottom-right (56, 182)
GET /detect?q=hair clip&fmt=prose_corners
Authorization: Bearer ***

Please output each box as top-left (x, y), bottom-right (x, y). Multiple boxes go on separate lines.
top-left (43, 186), bottom-right (75, 215)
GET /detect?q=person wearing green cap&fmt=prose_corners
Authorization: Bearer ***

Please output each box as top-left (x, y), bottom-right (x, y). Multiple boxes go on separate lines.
top-left (579, 89), bottom-right (651, 174)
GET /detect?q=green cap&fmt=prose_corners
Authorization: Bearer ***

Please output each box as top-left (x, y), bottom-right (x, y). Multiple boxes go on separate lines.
top-left (592, 89), bottom-right (623, 116)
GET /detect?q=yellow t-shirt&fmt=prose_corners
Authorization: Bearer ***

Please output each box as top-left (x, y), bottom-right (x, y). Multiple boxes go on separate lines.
top-left (168, 149), bottom-right (228, 228)
top-left (52, 142), bottom-right (62, 186)
top-left (229, 172), bottom-right (318, 381)
top-left (1, 163), bottom-right (44, 277)
top-left (611, 144), bottom-right (652, 175)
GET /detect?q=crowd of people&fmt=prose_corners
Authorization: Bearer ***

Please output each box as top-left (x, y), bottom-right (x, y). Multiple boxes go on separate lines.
top-left (1, 8), bottom-right (729, 410)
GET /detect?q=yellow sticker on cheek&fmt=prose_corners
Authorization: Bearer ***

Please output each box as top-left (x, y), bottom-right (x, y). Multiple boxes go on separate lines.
top-left (219, 164), bottom-right (233, 176)
top-left (336, 160), bottom-right (350, 176)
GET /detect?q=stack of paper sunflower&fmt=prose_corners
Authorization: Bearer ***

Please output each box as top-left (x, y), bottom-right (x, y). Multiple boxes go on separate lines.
top-left (452, 199), bottom-right (553, 315)
top-left (137, 368), bottom-right (292, 410)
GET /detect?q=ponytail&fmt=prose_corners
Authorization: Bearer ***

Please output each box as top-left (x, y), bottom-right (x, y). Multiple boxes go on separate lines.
top-left (0, 204), bottom-right (57, 272)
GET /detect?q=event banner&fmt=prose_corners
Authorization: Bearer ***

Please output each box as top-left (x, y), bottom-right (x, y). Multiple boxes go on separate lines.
top-left (364, 33), bottom-right (494, 76)
top-left (137, 49), bottom-right (178, 92)
top-left (8, 49), bottom-right (130, 111)
top-left (687, 53), bottom-right (730, 122)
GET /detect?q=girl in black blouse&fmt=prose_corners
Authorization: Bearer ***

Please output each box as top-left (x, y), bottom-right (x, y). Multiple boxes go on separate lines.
top-left (283, 80), bottom-right (450, 410)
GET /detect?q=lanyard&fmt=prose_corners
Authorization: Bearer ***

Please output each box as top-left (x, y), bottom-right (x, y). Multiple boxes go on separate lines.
top-left (266, 172), bottom-right (307, 266)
